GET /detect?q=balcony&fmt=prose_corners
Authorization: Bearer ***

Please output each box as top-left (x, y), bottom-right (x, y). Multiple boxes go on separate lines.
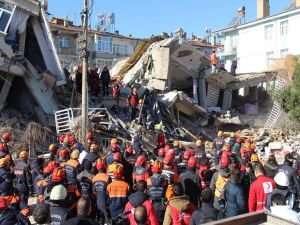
top-left (56, 47), bottom-right (78, 56)
top-left (217, 46), bottom-right (237, 57)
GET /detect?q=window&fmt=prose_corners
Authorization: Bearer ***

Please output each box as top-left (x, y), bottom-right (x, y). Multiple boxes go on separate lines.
top-left (280, 49), bottom-right (288, 58)
top-left (113, 44), bottom-right (129, 56)
top-left (58, 37), bottom-right (70, 48)
top-left (96, 59), bottom-right (113, 70)
top-left (280, 20), bottom-right (288, 37)
top-left (96, 36), bottom-right (112, 53)
top-left (264, 24), bottom-right (273, 40)
top-left (266, 51), bottom-right (274, 66)
top-left (0, 1), bottom-right (16, 34)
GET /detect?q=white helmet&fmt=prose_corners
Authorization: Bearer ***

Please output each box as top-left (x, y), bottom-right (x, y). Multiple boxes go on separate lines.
top-left (50, 184), bottom-right (67, 200)
top-left (274, 172), bottom-right (289, 187)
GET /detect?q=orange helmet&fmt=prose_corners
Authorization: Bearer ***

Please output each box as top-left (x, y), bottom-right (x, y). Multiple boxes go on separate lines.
top-left (49, 144), bottom-right (57, 154)
top-left (136, 155), bottom-right (147, 166)
top-left (96, 158), bottom-right (106, 171)
top-left (113, 165), bottom-right (124, 179)
top-left (113, 152), bottom-right (122, 162)
top-left (59, 149), bottom-right (69, 159)
top-left (125, 147), bottom-right (133, 154)
top-left (43, 161), bottom-right (58, 174)
top-left (152, 160), bottom-right (163, 173)
top-left (2, 133), bottom-right (11, 142)
top-left (158, 148), bottom-right (165, 157)
top-left (86, 132), bottom-right (93, 140)
top-left (251, 153), bottom-right (259, 162)
top-left (52, 168), bottom-right (66, 183)
top-left (19, 151), bottom-right (29, 160)
top-left (0, 158), bottom-right (9, 168)
top-left (188, 157), bottom-right (197, 168)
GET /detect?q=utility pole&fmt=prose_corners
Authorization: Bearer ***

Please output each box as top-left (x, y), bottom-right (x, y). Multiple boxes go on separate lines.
top-left (81, 0), bottom-right (88, 144)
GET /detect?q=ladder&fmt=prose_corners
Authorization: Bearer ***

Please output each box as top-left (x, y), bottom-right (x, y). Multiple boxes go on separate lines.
top-left (54, 108), bottom-right (75, 134)
top-left (207, 84), bottom-right (220, 107)
top-left (264, 78), bottom-right (287, 130)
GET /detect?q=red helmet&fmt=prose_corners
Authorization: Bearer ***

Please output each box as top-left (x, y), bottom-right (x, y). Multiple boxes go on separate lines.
top-left (2, 133), bottom-right (11, 142)
top-left (86, 132), bottom-right (93, 140)
top-left (158, 148), bottom-right (165, 157)
top-left (113, 152), bottom-right (122, 162)
top-left (59, 135), bottom-right (65, 143)
top-left (59, 149), bottom-right (69, 159)
top-left (188, 157), bottom-right (197, 168)
top-left (164, 145), bottom-right (171, 153)
top-left (0, 196), bottom-right (8, 209)
top-left (152, 160), bottom-right (163, 173)
top-left (69, 136), bottom-right (76, 145)
top-left (51, 167), bottom-right (66, 183)
top-left (96, 158), bottom-right (106, 171)
top-left (125, 146), bottom-right (133, 154)
top-left (49, 144), bottom-right (57, 154)
top-left (113, 165), bottom-right (124, 179)
top-left (183, 150), bottom-right (191, 160)
top-left (164, 151), bottom-right (175, 165)
top-left (136, 155), bottom-right (147, 166)
top-left (236, 137), bottom-right (243, 144)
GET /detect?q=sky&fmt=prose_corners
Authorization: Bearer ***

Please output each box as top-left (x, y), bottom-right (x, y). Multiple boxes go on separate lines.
top-left (48, 0), bottom-right (292, 39)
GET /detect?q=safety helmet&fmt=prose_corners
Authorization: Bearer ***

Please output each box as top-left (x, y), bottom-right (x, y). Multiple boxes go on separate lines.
top-left (152, 160), bottom-right (163, 173)
top-left (2, 133), bottom-right (11, 142)
top-left (164, 145), bottom-right (171, 153)
top-left (49, 144), bottom-right (57, 154)
top-left (19, 151), bottom-right (29, 160)
top-left (90, 144), bottom-right (99, 152)
top-left (96, 158), bottom-right (106, 171)
top-left (113, 165), bottom-right (124, 179)
top-left (183, 150), bottom-right (191, 160)
top-left (0, 158), bottom-right (9, 168)
top-left (71, 149), bottom-right (80, 159)
top-left (230, 132), bottom-right (235, 138)
top-left (250, 153), bottom-right (259, 162)
top-left (164, 151), bottom-right (175, 165)
top-left (86, 132), bottom-right (93, 140)
top-left (69, 136), bottom-right (76, 145)
top-left (51, 168), bottom-right (66, 183)
top-left (136, 155), bottom-right (147, 166)
top-left (125, 146), bottom-right (133, 154)
top-left (59, 135), bottom-right (65, 143)
top-left (188, 157), bottom-right (197, 168)
top-left (113, 152), bottom-right (122, 162)
top-left (274, 172), bottom-right (289, 187)
top-left (158, 148), bottom-right (165, 157)
top-left (59, 149), bottom-right (69, 159)
top-left (50, 184), bottom-right (67, 201)
top-left (236, 137), bottom-right (243, 144)
top-left (217, 131), bottom-right (223, 137)
top-left (196, 140), bottom-right (202, 147)
top-left (173, 140), bottom-right (179, 147)
top-left (0, 196), bottom-right (8, 209)
top-left (43, 161), bottom-right (58, 174)
top-left (111, 138), bottom-right (118, 144)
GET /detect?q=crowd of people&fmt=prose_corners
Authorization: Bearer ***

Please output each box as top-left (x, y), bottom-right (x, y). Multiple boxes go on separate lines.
top-left (1, 129), bottom-right (300, 225)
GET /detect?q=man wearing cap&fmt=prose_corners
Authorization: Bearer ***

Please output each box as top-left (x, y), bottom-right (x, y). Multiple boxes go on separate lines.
top-left (212, 131), bottom-right (225, 165)
top-left (65, 149), bottom-right (81, 186)
top-left (277, 153), bottom-right (300, 200)
top-left (14, 150), bottom-right (33, 216)
top-left (0, 196), bottom-right (19, 224)
top-left (194, 139), bottom-right (206, 164)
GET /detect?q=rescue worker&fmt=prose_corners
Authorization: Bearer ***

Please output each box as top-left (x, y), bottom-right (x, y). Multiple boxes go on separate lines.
top-left (85, 132), bottom-right (94, 153)
top-left (1, 133), bottom-right (11, 154)
top-left (248, 163), bottom-right (275, 212)
top-left (133, 155), bottom-right (150, 185)
top-left (127, 87), bottom-right (139, 121)
top-left (0, 197), bottom-right (19, 225)
top-left (100, 65), bottom-right (110, 96)
top-left (277, 153), bottom-right (300, 201)
top-left (173, 140), bottom-right (183, 163)
top-left (147, 160), bottom-right (167, 224)
top-left (112, 78), bottom-right (121, 106)
top-left (163, 183), bottom-right (195, 225)
top-left (93, 158), bottom-right (111, 225)
top-left (14, 150), bottom-right (32, 216)
top-left (49, 184), bottom-right (70, 224)
top-left (77, 161), bottom-right (94, 199)
top-left (132, 127), bottom-right (143, 155)
top-left (264, 154), bottom-right (278, 179)
top-left (107, 152), bottom-right (123, 179)
top-left (106, 139), bottom-right (119, 166)
top-left (194, 139), bottom-right (206, 164)
top-left (64, 149), bottom-right (81, 186)
top-left (49, 143), bottom-right (58, 161)
top-left (30, 157), bottom-right (45, 192)
top-left (231, 137), bottom-right (243, 165)
top-left (107, 165), bottom-right (130, 220)
top-left (123, 146), bottom-right (136, 189)
top-left (177, 150), bottom-right (191, 175)
top-left (212, 131), bottom-right (225, 165)
top-left (210, 49), bottom-right (218, 74)
top-left (57, 148), bottom-right (69, 167)
top-left (219, 144), bottom-right (233, 168)
top-left (155, 123), bottom-right (166, 149)
top-left (179, 156), bottom-right (201, 207)
top-left (82, 144), bottom-right (100, 175)
top-left (35, 173), bottom-right (48, 204)
top-left (156, 148), bottom-right (165, 163)
top-left (125, 180), bottom-right (159, 225)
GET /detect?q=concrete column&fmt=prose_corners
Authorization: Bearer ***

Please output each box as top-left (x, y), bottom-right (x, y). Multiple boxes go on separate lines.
top-left (222, 89), bottom-right (232, 111)
top-left (193, 78), bottom-right (199, 104)
top-left (249, 86), bottom-right (258, 102)
top-left (198, 78), bottom-right (207, 109)
top-left (0, 76), bottom-right (14, 110)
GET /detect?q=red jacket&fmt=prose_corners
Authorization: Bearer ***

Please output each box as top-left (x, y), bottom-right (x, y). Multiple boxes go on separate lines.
top-left (125, 191), bottom-right (158, 225)
top-left (248, 175), bottom-right (275, 212)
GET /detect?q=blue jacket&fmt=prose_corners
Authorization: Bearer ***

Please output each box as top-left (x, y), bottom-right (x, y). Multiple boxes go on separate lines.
top-left (224, 180), bottom-right (246, 218)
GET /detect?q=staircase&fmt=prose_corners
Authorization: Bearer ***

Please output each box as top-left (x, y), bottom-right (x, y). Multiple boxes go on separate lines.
top-left (54, 108), bottom-right (75, 134)
top-left (207, 84), bottom-right (220, 107)
top-left (264, 78), bottom-right (287, 130)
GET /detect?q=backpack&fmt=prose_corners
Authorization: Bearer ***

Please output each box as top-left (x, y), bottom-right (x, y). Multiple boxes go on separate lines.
top-left (169, 203), bottom-right (195, 225)
top-left (215, 174), bottom-right (229, 198)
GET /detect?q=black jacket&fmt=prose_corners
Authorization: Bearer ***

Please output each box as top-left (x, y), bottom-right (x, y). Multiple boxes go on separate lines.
top-left (264, 160), bottom-right (278, 179)
top-left (0, 208), bottom-right (19, 225)
top-left (277, 161), bottom-right (300, 195)
top-left (179, 168), bottom-right (200, 207)
top-left (100, 69), bottom-right (110, 83)
top-left (189, 202), bottom-right (222, 225)
top-left (128, 191), bottom-right (148, 207)
top-left (61, 215), bottom-right (97, 225)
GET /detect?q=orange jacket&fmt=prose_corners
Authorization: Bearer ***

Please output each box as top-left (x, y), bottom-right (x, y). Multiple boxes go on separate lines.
top-left (211, 53), bottom-right (217, 65)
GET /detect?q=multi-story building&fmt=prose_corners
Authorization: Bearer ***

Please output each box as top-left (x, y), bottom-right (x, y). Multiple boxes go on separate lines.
top-left (49, 17), bottom-right (139, 70)
top-left (212, 0), bottom-right (300, 73)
